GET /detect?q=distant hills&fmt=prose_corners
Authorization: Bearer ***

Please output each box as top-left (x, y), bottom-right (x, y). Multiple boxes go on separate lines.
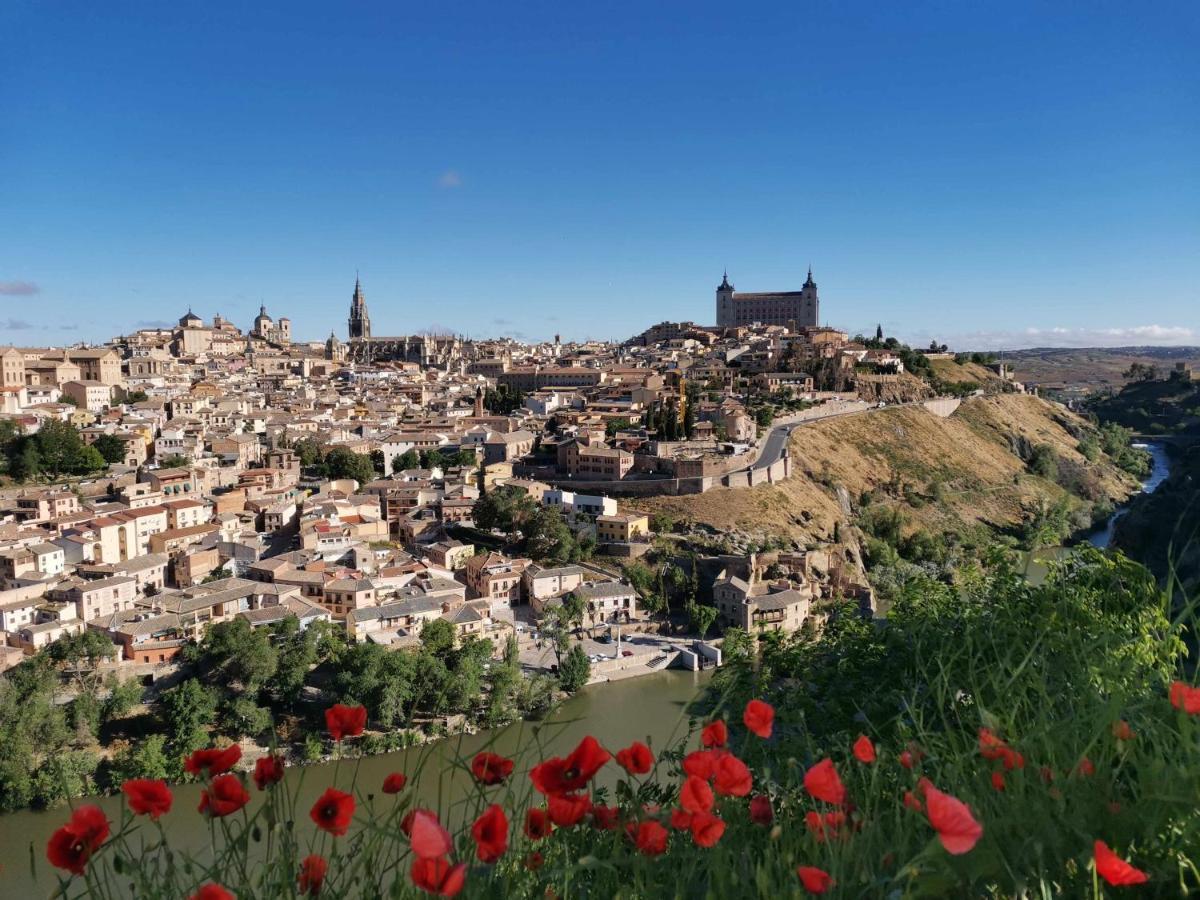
top-left (987, 346), bottom-right (1200, 393)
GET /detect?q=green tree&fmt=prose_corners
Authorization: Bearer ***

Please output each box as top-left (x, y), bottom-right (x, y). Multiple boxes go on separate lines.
top-left (193, 618), bottom-right (278, 695)
top-left (1028, 443), bottom-right (1059, 480)
top-left (420, 618), bottom-right (457, 658)
top-left (561, 592), bottom-right (587, 633)
top-left (686, 602), bottom-right (719, 639)
top-left (294, 437), bottom-right (324, 468)
top-left (324, 447), bottom-right (376, 485)
top-left (220, 696), bottom-right (272, 740)
top-left (268, 618), bottom-right (318, 706)
top-left (558, 644), bottom-right (591, 693)
top-left (92, 433), bottom-right (126, 464)
top-left (473, 485), bottom-right (538, 538)
top-left (392, 449), bottom-right (420, 473)
top-left (160, 677), bottom-right (218, 761)
top-left (106, 734), bottom-right (170, 785)
top-left (9, 440), bottom-right (41, 481)
top-left (525, 506), bottom-right (577, 563)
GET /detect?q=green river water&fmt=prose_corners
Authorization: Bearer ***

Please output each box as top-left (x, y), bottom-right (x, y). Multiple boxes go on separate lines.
top-left (0, 669), bottom-right (710, 897)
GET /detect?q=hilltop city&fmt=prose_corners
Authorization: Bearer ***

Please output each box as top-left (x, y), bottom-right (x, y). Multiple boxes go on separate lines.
top-left (0, 270), bottom-right (1032, 680)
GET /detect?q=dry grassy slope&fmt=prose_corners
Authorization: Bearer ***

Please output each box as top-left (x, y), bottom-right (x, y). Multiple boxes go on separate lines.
top-left (928, 358), bottom-right (1005, 386)
top-left (634, 395), bottom-right (1138, 544)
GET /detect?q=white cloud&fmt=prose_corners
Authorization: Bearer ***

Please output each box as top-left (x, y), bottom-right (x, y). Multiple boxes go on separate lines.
top-left (928, 324), bottom-right (1198, 351)
top-left (437, 170), bottom-right (462, 189)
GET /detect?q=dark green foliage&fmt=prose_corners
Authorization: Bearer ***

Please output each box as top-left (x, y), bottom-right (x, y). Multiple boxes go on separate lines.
top-left (1027, 443), bottom-right (1059, 480)
top-left (5, 419), bottom-right (108, 480)
top-left (323, 446), bottom-right (376, 485)
top-left (92, 433), bottom-right (127, 464)
top-left (558, 644), bottom-right (591, 693)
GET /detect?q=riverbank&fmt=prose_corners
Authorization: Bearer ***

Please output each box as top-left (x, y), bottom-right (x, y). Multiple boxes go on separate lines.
top-left (0, 669), bottom-right (711, 897)
top-left (1022, 440), bottom-right (1169, 583)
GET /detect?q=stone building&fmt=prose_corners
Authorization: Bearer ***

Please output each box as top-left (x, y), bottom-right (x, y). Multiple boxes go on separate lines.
top-left (715, 269), bottom-right (819, 329)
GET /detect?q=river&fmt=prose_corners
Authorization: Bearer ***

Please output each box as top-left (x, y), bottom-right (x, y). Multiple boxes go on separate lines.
top-left (1023, 441), bottom-right (1170, 581)
top-left (0, 669), bottom-right (710, 897)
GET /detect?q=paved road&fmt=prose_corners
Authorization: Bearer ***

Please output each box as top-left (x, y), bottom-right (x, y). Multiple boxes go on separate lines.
top-left (749, 402), bottom-right (873, 470)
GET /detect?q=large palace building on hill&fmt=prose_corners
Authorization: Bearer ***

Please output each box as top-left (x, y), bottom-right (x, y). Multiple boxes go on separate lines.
top-left (715, 269), bottom-right (819, 328)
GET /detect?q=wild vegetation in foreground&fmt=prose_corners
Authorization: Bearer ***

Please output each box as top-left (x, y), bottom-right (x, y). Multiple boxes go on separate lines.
top-left (33, 548), bottom-right (1200, 898)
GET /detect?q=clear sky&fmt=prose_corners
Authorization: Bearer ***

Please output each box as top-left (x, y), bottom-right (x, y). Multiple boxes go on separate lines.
top-left (1, 1), bottom-right (1197, 349)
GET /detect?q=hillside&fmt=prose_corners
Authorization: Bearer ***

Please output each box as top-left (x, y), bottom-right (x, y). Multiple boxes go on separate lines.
top-left (999, 346), bottom-right (1200, 395)
top-left (1087, 374), bottom-right (1200, 437)
top-left (634, 394), bottom-right (1139, 546)
top-left (928, 356), bottom-right (1008, 391)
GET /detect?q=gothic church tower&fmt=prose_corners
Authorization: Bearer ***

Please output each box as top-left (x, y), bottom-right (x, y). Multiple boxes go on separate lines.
top-left (348, 276), bottom-right (371, 341)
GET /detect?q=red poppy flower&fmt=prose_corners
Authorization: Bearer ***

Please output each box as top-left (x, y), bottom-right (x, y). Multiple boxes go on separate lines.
top-left (1000, 748), bottom-right (1024, 771)
top-left (590, 803), bottom-right (620, 830)
top-left (669, 808), bottom-right (694, 830)
top-left (199, 774), bottom-right (249, 818)
top-left (1169, 680), bottom-right (1200, 714)
top-left (410, 856), bottom-right (466, 897)
top-left (470, 751), bottom-right (514, 786)
top-left (805, 809), bottom-right (847, 843)
top-left (804, 810), bottom-right (824, 840)
top-left (713, 753), bottom-right (752, 797)
top-left (401, 807), bottom-right (430, 837)
top-left (903, 790), bottom-right (923, 812)
top-left (253, 755), bottom-right (285, 791)
top-left (682, 748), bottom-right (724, 781)
top-left (184, 745), bottom-right (242, 779)
top-left (1076, 757), bottom-right (1096, 777)
top-left (524, 851), bottom-right (544, 871)
top-left (298, 854), bottom-right (327, 896)
top-left (991, 771), bottom-right (1005, 792)
top-left (529, 735), bottom-right (610, 796)
top-left (45, 804), bottom-right (110, 875)
top-left (616, 740), bottom-right (654, 775)
top-left (743, 699), bottom-right (774, 739)
top-left (190, 885), bottom-right (235, 900)
top-left (680, 774), bottom-right (714, 814)
top-left (524, 807), bottom-right (553, 840)
top-left (1112, 720), bottom-right (1135, 741)
top-left (548, 792), bottom-right (591, 827)
top-left (689, 810), bottom-right (725, 847)
top-left (1094, 840), bottom-right (1149, 886)
top-left (923, 782), bottom-right (983, 854)
top-left (803, 758), bottom-right (846, 806)
top-left (898, 750), bottom-right (915, 769)
top-left (382, 772), bottom-right (408, 794)
top-left (797, 866), bottom-right (833, 894)
top-left (122, 778), bottom-right (173, 820)
top-left (324, 704), bottom-right (367, 741)
top-left (309, 787), bottom-right (355, 837)
top-left (631, 819), bottom-right (668, 856)
top-left (852, 734), bottom-right (875, 764)
top-left (978, 727), bottom-right (1008, 760)
top-left (701, 719), bottom-right (728, 748)
top-left (409, 809), bottom-right (453, 858)
top-left (471, 804), bottom-right (508, 863)
top-left (749, 794), bottom-right (773, 826)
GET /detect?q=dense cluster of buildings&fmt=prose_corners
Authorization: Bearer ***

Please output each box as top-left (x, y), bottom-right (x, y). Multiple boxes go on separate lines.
top-left (0, 272), bottom-right (872, 673)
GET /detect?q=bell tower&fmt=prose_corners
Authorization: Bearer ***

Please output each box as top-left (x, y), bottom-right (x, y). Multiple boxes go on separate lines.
top-left (715, 271), bottom-right (735, 326)
top-left (348, 276), bottom-right (371, 341)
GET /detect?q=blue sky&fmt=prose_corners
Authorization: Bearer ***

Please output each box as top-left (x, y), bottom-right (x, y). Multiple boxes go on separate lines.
top-left (1, 1), bottom-right (1197, 348)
